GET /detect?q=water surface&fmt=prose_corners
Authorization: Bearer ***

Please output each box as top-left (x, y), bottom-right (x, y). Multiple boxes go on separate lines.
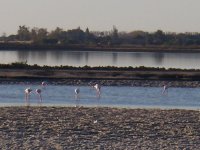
top-left (0, 84), bottom-right (200, 109)
top-left (1, 50), bottom-right (200, 69)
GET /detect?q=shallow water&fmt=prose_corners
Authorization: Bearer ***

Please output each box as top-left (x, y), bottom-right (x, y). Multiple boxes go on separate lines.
top-left (0, 84), bottom-right (200, 109)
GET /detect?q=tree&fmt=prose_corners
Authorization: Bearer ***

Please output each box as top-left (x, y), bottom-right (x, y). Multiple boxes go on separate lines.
top-left (152, 30), bottom-right (166, 45)
top-left (17, 25), bottom-right (31, 41)
top-left (65, 27), bottom-right (85, 44)
top-left (0, 33), bottom-right (7, 41)
top-left (49, 27), bottom-right (63, 39)
top-left (128, 31), bottom-right (147, 45)
top-left (111, 26), bottom-right (119, 45)
top-left (31, 27), bottom-right (39, 42)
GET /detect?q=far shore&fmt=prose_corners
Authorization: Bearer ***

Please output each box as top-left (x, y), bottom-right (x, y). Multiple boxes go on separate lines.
top-left (2, 43), bottom-right (200, 53)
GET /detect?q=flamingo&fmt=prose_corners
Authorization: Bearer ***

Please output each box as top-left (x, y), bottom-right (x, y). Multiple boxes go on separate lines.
top-left (25, 88), bottom-right (32, 105)
top-left (162, 83), bottom-right (168, 94)
top-left (41, 81), bottom-right (47, 89)
top-left (35, 89), bottom-right (42, 104)
top-left (94, 84), bottom-right (101, 98)
top-left (74, 88), bottom-right (80, 106)
top-left (75, 88), bottom-right (80, 97)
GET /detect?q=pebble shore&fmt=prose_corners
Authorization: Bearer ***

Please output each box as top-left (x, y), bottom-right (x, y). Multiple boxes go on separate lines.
top-left (0, 106), bottom-right (200, 149)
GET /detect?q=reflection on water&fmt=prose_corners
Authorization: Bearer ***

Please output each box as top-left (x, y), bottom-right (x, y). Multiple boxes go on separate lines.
top-left (154, 53), bottom-right (164, 64)
top-left (112, 53), bottom-right (118, 64)
top-left (0, 50), bottom-right (200, 69)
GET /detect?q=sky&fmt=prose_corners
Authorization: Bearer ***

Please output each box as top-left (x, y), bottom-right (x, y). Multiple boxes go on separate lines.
top-left (0, 0), bottom-right (200, 35)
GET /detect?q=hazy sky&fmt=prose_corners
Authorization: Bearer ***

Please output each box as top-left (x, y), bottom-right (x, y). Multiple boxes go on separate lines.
top-left (0, 0), bottom-right (200, 34)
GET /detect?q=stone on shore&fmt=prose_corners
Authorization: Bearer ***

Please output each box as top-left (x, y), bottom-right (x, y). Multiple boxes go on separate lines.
top-left (0, 106), bottom-right (200, 149)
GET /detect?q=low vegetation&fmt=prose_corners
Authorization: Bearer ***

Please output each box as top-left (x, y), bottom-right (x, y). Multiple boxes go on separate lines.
top-left (0, 61), bottom-right (199, 72)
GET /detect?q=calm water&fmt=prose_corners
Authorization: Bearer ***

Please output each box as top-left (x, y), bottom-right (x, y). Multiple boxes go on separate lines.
top-left (0, 84), bottom-right (200, 109)
top-left (1, 50), bottom-right (200, 69)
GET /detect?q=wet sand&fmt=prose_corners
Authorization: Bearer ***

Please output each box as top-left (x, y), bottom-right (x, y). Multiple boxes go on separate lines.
top-left (0, 106), bottom-right (200, 149)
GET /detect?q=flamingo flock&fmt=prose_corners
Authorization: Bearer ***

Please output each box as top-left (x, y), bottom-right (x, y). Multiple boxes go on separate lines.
top-left (74, 83), bottom-right (101, 98)
top-left (24, 81), bottom-right (168, 106)
top-left (24, 81), bottom-right (46, 105)
top-left (24, 81), bottom-right (102, 106)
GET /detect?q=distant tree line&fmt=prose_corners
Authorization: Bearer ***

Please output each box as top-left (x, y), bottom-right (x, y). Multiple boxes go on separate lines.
top-left (1, 25), bottom-right (200, 46)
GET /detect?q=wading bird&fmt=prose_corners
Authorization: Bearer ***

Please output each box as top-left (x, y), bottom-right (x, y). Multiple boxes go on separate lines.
top-left (162, 82), bottom-right (168, 94)
top-left (75, 88), bottom-right (80, 97)
top-left (41, 81), bottom-right (47, 88)
top-left (94, 84), bottom-right (101, 98)
top-left (25, 88), bottom-right (32, 105)
top-left (74, 88), bottom-right (80, 106)
top-left (35, 89), bottom-right (42, 104)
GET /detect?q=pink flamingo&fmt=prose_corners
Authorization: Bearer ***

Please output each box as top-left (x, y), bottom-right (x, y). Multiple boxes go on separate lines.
top-left (25, 88), bottom-right (32, 105)
top-left (162, 83), bottom-right (168, 94)
top-left (35, 89), bottom-right (42, 103)
top-left (41, 81), bottom-right (47, 89)
top-left (74, 88), bottom-right (80, 106)
top-left (94, 84), bottom-right (101, 98)
top-left (75, 88), bottom-right (80, 99)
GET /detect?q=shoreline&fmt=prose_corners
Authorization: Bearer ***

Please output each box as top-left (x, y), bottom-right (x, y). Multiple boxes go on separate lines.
top-left (2, 43), bottom-right (200, 53)
top-left (0, 104), bottom-right (200, 111)
top-left (0, 106), bottom-right (200, 149)
top-left (1, 77), bottom-right (200, 88)
top-left (1, 68), bottom-right (200, 87)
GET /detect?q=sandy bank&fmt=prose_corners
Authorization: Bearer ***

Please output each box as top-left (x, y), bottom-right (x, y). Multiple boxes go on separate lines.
top-left (0, 106), bottom-right (200, 149)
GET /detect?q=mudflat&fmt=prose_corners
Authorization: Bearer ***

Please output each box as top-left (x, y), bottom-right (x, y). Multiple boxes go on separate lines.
top-left (1, 68), bottom-right (200, 87)
top-left (1, 68), bottom-right (200, 81)
top-left (0, 106), bottom-right (200, 149)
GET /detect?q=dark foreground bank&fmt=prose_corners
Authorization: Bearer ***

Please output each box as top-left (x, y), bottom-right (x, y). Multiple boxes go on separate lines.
top-left (0, 106), bottom-right (200, 149)
top-left (2, 78), bottom-right (200, 88)
top-left (3, 67), bottom-right (200, 87)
